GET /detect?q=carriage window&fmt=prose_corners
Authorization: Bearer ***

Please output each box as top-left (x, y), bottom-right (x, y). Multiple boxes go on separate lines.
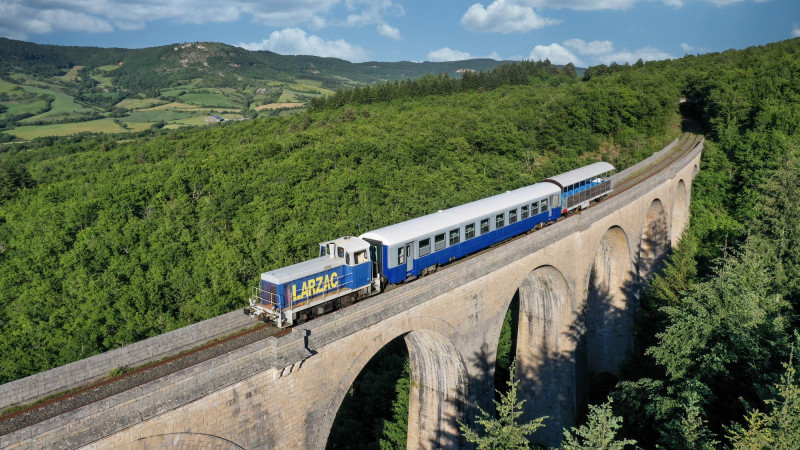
top-left (521, 205), bottom-right (529, 219)
top-left (434, 233), bottom-right (446, 251)
top-left (480, 218), bottom-right (490, 235)
top-left (532, 202), bottom-right (539, 215)
top-left (541, 199), bottom-right (549, 212)
top-left (496, 213), bottom-right (504, 229)
top-left (419, 238), bottom-right (431, 257)
top-left (397, 247), bottom-right (405, 265)
top-left (465, 223), bottom-right (475, 240)
top-left (509, 209), bottom-right (517, 224)
top-left (449, 228), bottom-right (460, 246)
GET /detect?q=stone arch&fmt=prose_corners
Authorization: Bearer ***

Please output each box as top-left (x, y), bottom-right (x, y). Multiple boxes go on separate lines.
top-left (671, 179), bottom-right (689, 245)
top-left (406, 330), bottom-right (469, 449)
top-left (126, 433), bottom-right (244, 449)
top-left (515, 265), bottom-right (576, 447)
top-left (319, 318), bottom-right (465, 449)
top-left (586, 226), bottom-right (635, 378)
top-left (639, 198), bottom-right (669, 281)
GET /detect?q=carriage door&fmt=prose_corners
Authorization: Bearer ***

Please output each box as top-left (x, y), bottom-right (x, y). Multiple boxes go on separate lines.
top-left (405, 242), bottom-right (414, 273)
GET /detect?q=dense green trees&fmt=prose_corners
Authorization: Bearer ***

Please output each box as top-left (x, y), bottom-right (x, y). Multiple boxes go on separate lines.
top-left (0, 58), bottom-right (677, 383)
top-left (606, 38), bottom-right (800, 449)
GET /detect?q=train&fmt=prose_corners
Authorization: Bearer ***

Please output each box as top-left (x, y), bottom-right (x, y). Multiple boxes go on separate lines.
top-left (244, 161), bottom-right (615, 327)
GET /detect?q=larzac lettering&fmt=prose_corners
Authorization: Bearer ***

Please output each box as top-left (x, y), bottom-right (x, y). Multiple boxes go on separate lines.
top-left (293, 272), bottom-right (339, 301)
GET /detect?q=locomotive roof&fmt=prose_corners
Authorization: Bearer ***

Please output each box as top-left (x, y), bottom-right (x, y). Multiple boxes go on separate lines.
top-left (542, 161), bottom-right (614, 188)
top-left (360, 182), bottom-right (560, 246)
top-left (261, 236), bottom-right (369, 284)
top-left (261, 256), bottom-right (344, 284)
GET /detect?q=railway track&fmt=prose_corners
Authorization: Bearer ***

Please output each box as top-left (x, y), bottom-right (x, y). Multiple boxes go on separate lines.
top-left (0, 130), bottom-right (702, 437)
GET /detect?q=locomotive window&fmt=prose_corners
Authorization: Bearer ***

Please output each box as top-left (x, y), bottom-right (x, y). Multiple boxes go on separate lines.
top-left (496, 213), bottom-right (504, 229)
top-left (449, 228), bottom-right (460, 246)
top-left (541, 199), bottom-right (549, 212)
top-left (338, 247), bottom-right (345, 258)
top-left (521, 205), bottom-right (529, 219)
top-left (346, 253), bottom-right (351, 265)
top-left (509, 209), bottom-right (517, 224)
top-left (355, 250), bottom-right (367, 264)
top-left (397, 247), bottom-right (405, 265)
top-left (419, 238), bottom-right (431, 257)
top-left (480, 219), bottom-right (490, 235)
top-left (465, 223), bottom-right (475, 240)
top-left (434, 233), bottom-right (446, 251)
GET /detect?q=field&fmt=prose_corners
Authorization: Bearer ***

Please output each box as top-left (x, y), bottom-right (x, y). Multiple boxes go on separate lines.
top-left (90, 65), bottom-right (120, 88)
top-left (255, 102), bottom-right (304, 111)
top-left (122, 110), bottom-right (194, 123)
top-left (115, 98), bottom-right (166, 109)
top-left (2, 62), bottom-right (347, 141)
top-left (178, 92), bottom-right (240, 108)
top-left (17, 85), bottom-right (97, 123)
top-left (7, 119), bottom-right (140, 139)
top-left (56, 66), bottom-right (83, 82)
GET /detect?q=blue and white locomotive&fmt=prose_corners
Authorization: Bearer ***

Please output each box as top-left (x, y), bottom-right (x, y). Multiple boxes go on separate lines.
top-left (246, 161), bottom-right (614, 327)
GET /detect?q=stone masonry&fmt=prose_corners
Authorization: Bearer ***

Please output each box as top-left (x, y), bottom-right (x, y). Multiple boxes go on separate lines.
top-left (0, 139), bottom-right (702, 449)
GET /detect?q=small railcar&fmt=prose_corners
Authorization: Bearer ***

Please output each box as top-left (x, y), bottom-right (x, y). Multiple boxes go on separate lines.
top-left (245, 162), bottom-right (614, 327)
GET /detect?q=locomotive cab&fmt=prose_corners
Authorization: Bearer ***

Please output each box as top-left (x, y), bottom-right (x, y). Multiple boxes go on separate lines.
top-left (247, 236), bottom-right (374, 327)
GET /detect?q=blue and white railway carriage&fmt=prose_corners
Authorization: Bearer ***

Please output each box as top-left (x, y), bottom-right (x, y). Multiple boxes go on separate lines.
top-left (360, 183), bottom-right (562, 285)
top-left (247, 236), bottom-right (373, 327)
top-left (544, 162), bottom-right (615, 213)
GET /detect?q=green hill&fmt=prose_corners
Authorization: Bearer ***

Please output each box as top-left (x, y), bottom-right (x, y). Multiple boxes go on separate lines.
top-left (0, 38), bottom-right (508, 140)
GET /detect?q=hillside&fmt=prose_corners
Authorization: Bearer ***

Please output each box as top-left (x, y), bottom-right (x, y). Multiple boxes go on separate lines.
top-left (0, 38), bottom-right (506, 140)
top-left (0, 58), bottom-right (678, 385)
top-left (2, 37), bottom-right (799, 447)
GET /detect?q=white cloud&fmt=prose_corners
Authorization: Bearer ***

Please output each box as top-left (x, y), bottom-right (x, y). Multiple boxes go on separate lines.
top-left (377, 23), bottom-right (401, 40)
top-left (342, 0), bottom-right (405, 27)
top-left (563, 38), bottom-right (613, 55)
top-left (596, 46), bottom-right (673, 64)
top-left (681, 43), bottom-right (694, 52)
top-left (793, 25), bottom-right (800, 38)
top-left (0, 0), bottom-right (340, 40)
top-left (707, 0), bottom-right (767, 5)
top-left (461, 0), bottom-right (560, 34)
top-left (528, 43), bottom-right (583, 66)
top-left (530, 39), bottom-right (672, 66)
top-left (238, 28), bottom-right (368, 62)
top-left (520, 0), bottom-right (775, 10)
top-left (427, 47), bottom-right (474, 62)
top-left (519, 0), bottom-right (643, 10)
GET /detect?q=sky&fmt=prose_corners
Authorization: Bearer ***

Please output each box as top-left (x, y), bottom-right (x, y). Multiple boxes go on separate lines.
top-left (1, 0), bottom-right (799, 66)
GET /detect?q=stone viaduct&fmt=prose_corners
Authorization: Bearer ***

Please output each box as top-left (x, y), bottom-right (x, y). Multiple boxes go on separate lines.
top-left (1, 139), bottom-right (702, 449)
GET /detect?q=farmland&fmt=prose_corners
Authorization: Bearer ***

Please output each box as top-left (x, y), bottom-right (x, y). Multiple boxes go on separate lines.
top-left (0, 38), bottom-right (507, 141)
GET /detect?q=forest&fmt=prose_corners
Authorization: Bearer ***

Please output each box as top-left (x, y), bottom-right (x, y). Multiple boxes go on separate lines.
top-left (1, 35), bottom-right (800, 447)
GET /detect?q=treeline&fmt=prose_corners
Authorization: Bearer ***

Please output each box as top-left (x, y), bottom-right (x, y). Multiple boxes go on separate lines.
top-left (310, 60), bottom-right (577, 110)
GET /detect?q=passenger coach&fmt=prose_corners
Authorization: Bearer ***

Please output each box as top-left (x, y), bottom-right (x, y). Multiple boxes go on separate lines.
top-left (247, 161), bottom-right (615, 326)
top-left (360, 182), bottom-right (561, 285)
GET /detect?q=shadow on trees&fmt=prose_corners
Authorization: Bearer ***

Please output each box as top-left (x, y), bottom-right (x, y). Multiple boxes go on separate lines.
top-left (326, 336), bottom-right (409, 450)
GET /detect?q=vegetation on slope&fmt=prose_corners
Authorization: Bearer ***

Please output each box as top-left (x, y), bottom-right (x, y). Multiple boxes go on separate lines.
top-left (0, 62), bottom-right (677, 384)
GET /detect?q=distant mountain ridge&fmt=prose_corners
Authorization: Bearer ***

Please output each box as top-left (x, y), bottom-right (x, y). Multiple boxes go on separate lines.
top-left (0, 38), bottom-right (507, 93)
top-left (0, 38), bottom-right (507, 139)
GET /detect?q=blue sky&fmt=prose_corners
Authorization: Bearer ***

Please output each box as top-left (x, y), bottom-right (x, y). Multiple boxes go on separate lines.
top-left (1, 0), bottom-right (798, 66)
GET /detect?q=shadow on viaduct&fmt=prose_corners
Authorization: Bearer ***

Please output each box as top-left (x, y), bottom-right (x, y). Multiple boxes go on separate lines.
top-left (2, 140), bottom-right (702, 449)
